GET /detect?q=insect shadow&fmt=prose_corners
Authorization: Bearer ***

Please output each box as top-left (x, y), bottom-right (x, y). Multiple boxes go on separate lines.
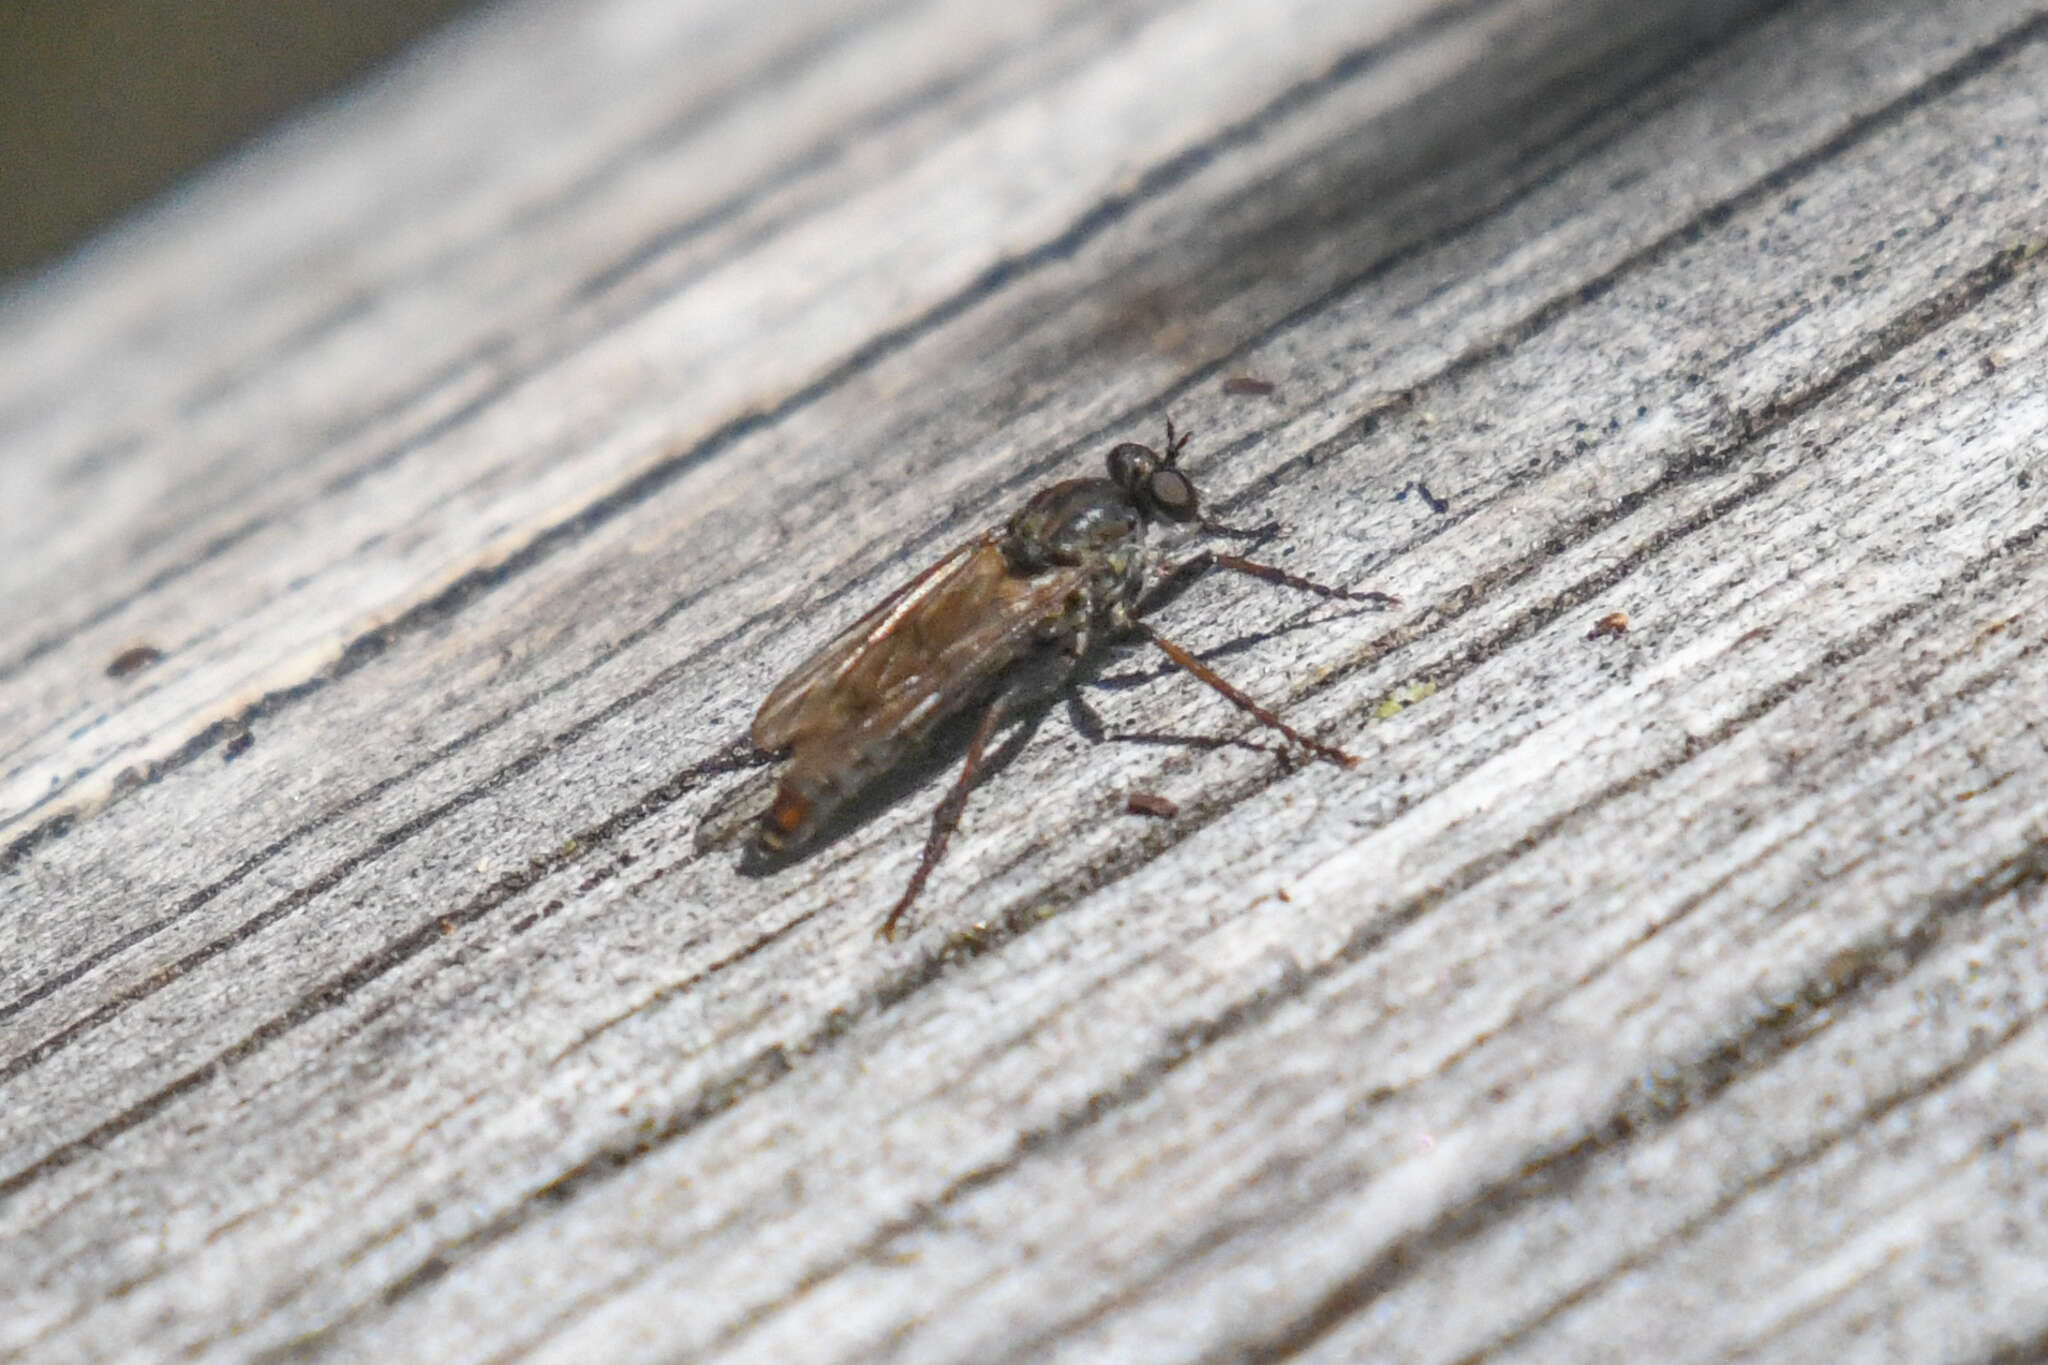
top-left (700, 420), bottom-right (1397, 938)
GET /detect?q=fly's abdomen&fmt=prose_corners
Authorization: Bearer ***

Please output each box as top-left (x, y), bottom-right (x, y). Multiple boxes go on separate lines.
top-left (756, 781), bottom-right (817, 855)
top-left (752, 717), bottom-right (920, 858)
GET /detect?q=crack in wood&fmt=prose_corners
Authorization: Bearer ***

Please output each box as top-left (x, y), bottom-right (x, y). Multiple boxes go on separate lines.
top-left (0, 740), bottom-right (763, 1199)
top-left (8, 2), bottom-right (2044, 1358)
top-left (1058, 822), bottom-right (2048, 1364)
top-left (0, 0), bottom-right (1975, 1019)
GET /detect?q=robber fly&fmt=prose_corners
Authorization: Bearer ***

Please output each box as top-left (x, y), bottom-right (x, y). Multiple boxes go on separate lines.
top-left (744, 420), bottom-right (1393, 938)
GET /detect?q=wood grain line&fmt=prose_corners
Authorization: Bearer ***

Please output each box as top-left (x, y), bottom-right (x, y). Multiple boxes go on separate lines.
top-left (151, 0), bottom-right (933, 434)
top-left (1972, 1320), bottom-right (2048, 1365)
top-left (8, 3), bottom-right (2041, 1356)
top-left (0, 0), bottom-right (1862, 880)
top-left (1448, 1017), bottom-right (2047, 1362)
top-left (0, 740), bottom-right (763, 1199)
top-left (0, 0), bottom-right (1794, 867)
top-left (1121, 836), bottom-right (2048, 1365)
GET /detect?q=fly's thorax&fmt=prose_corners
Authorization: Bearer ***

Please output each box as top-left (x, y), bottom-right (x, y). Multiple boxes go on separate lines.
top-left (1003, 478), bottom-right (1142, 572)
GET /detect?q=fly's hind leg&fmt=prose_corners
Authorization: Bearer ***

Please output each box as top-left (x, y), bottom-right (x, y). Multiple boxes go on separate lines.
top-left (876, 699), bottom-right (1004, 940)
top-left (877, 648), bottom-right (1077, 941)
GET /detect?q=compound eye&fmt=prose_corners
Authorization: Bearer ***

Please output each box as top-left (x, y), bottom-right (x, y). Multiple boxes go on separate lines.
top-left (1147, 468), bottom-right (1198, 521)
top-left (1107, 442), bottom-right (1155, 490)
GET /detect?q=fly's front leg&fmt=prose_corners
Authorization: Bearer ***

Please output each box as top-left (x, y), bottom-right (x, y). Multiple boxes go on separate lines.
top-left (1198, 515), bottom-right (1283, 543)
top-left (1157, 548), bottom-right (1398, 606)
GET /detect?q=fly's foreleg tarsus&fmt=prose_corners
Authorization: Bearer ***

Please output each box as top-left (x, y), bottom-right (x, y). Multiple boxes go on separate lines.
top-left (1138, 622), bottom-right (1358, 770)
top-left (877, 695), bottom-right (1008, 940)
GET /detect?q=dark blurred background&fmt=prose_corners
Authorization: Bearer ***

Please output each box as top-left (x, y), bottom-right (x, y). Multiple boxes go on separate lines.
top-left (0, 0), bottom-right (484, 283)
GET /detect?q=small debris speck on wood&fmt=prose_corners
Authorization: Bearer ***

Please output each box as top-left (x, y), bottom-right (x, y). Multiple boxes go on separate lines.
top-left (105, 644), bottom-right (163, 678)
top-left (1125, 791), bottom-right (1180, 819)
top-left (1588, 611), bottom-right (1631, 640)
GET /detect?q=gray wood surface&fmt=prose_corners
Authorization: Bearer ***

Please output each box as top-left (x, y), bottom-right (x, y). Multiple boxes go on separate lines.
top-left (5, 0), bottom-right (2047, 1360)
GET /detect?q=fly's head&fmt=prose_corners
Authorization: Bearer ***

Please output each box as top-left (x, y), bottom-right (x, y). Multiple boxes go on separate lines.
top-left (1106, 418), bottom-right (1201, 527)
top-left (1005, 420), bottom-right (1203, 573)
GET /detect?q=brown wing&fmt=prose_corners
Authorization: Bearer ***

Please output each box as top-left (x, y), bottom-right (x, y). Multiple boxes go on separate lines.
top-left (752, 537), bottom-right (1086, 758)
top-left (753, 536), bottom-right (990, 751)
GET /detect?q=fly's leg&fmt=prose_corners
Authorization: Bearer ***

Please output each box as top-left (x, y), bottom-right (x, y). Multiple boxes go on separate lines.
top-left (875, 635), bottom-right (1083, 938)
top-left (1067, 682), bottom-right (1280, 757)
top-left (1198, 516), bottom-right (1283, 542)
top-left (1162, 548), bottom-right (1398, 606)
top-left (1134, 543), bottom-right (1392, 761)
top-left (1208, 551), bottom-right (1398, 605)
top-left (1163, 416), bottom-right (1192, 462)
top-left (1138, 622), bottom-right (1358, 769)
top-left (876, 692), bottom-right (1010, 941)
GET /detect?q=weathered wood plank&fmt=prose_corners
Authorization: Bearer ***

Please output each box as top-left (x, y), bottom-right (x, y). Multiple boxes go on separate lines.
top-left (4, 0), bottom-right (2047, 1361)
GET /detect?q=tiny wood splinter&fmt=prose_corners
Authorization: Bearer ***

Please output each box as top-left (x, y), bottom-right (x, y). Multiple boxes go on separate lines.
top-left (746, 420), bottom-right (1394, 938)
